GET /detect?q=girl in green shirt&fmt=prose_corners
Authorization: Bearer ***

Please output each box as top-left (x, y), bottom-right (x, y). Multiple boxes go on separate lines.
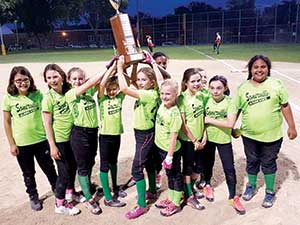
top-left (118, 54), bottom-right (164, 219)
top-left (2, 66), bottom-right (57, 211)
top-left (42, 64), bottom-right (81, 216)
top-left (204, 75), bottom-right (246, 214)
top-left (237, 55), bottom-right (297, 208)
top-left (65, 67), bottom-right (104, 215)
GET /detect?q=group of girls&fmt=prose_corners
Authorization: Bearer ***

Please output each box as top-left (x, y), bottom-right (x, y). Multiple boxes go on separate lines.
top-left (2, 53), bottom-right (297, 219)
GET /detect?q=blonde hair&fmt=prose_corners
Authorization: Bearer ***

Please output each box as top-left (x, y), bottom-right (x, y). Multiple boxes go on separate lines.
top-left (67, 67), bottom-right (86, 79)
top-left (161, 79), bottom-right (179, 95)
top-left (136, 67), bottom-right (158, 89)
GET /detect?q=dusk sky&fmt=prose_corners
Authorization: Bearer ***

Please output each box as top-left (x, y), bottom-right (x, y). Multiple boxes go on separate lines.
top-left (126, 0), bottom-right (283, 17)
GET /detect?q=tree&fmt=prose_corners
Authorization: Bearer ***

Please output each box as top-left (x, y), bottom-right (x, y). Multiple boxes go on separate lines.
top-left (67, 0), bottom-right (128, 40)
top-left (0, 0), bottom-right (19, 24)
top-left (226, 0), bottom-right (255, 10)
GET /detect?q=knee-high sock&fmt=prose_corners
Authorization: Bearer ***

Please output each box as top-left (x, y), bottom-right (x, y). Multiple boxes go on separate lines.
top-left (248, 174), bottom-right (257, 189)
top-left (147, 171), bottom-right (157, 194)
top-left (99, 172), bottom-right (112, 201)
top-left (264, 173), bottom-right (276, 192)
top-left (78, 175), bottom-right (92, 200)
top-left (136, 179), bottom-right (146, 207)
top-left (109, 164), bottom-right (117, 190)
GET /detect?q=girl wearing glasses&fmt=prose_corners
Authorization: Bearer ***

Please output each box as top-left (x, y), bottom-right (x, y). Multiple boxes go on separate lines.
top-left (2, 66), bottom-right (57, 212)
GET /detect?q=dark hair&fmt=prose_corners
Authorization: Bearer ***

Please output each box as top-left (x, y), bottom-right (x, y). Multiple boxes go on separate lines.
top-left (247, 55), bottom-right (271, 80)
top-left (153, 52), bottom-right (168, 60)
top-left (181, 67), bottom-right (204, 91)
top-left (209, 75), bottom-right (230, 96)
top-left (43, 64), bottom-right (71, 94)
top-left (7, 66), bottom-right (37, 95)
top-left (106, 76), bottom-right (119, 88)
top-left (136, 67), bottom-right (158, 88)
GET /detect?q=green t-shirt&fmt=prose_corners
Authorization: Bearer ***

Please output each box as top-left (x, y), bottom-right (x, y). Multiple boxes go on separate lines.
top-left (177, 90), bottom-right (207, 141)
top-left (155, 104), bottom-right (182, 152)
top-left (236, 77), bottom-right (288, 142)
top-left (42, 89), bottom-right (73, 142)
top-left (206, 95), bottom-right (237, 144)
top-left (65, 87), bottom-right (98, 128)
top-left (98, 93), bottom-right (124, 135)
top-left (2, 91), bottom-right (46, 146)
top-left (134, 89), bottom-right (159, 130)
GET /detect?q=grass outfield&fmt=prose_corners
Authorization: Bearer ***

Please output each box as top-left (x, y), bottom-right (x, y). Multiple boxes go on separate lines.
top-left (0, 43), bottom-right (299, 63)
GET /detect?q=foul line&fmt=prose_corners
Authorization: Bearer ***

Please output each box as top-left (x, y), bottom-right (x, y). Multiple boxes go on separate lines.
top-left (186, 46), bottom-right (300, 112)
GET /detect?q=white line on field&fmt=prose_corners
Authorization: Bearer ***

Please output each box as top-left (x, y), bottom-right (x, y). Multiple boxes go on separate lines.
top-left (186, 46), bottom-right (300, 112)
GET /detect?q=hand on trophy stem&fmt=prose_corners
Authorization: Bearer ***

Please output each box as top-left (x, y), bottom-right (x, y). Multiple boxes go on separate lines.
top-left (142, 50), bottom-right (155, 65)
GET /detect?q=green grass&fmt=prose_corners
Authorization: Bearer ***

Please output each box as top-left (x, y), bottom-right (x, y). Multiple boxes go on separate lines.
top-left (1, 44), bottom-right (299, 63)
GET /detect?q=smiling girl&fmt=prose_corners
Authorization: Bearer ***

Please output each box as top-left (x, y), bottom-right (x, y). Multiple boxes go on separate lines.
top-left (42, 64), bottom-right (81, 216)
top-left (2, 66), bottom-right (57, 211)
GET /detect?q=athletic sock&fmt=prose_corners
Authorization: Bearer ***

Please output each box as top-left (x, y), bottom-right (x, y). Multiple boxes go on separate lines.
top-left (184, 183), bottom-right (193, 197)
top-left (99, 172), bottom-right (112, 201)
top-left (136, 179), bottom-right (146, 207)
top-left (173, 190), bottom-right (183, 206)
top-left (77, 175), bottom-right (92, 200)
top-left (168, 189), bottom-right (174, 201)
top-left (147, 171), bottom-right (157, 193)
top-left (228, 183), bottom-right (236, 199)
top-left (264, 173), bottom-right (276, 192)
top-left (248, 174), bottom-right (257, 189)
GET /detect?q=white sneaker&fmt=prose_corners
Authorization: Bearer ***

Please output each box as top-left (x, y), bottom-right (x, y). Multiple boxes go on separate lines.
top-left (66, 192), bottom-right (86, 203)
top-left (55, 201), bottom-right (80, 216)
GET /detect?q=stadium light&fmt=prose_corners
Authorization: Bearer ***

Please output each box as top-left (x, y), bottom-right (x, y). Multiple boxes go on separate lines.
top-left (61, 31), bottom-right (67, 37)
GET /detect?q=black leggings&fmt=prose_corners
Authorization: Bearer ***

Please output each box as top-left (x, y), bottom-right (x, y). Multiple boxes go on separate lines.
top-left (157, 146), bottom-right (183, 192)
top-left (99, 134), bottom-right (121, 172)
top-left (54, 141), bottom-right (77, 199)
top-left (16, 140), bottom-right (57, 199)
top-left (70, 126), bottom-right (98, 177)
top-left (131, 128), bottom-right (155, 181)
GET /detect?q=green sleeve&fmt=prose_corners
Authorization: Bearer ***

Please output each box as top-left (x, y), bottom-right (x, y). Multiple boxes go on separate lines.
top-left (42, 93), bottom-right (54, 113)
top-left (170, 109), bottom-right (182, 133)
top-left (276, 79), bottom-right (289, 105)
top-left (139, 89), bottom-right (157, 104)
top-left (1, 95), bottom-right (11, 111)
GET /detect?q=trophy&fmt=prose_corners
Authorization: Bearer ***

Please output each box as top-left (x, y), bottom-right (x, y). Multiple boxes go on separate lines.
top-left (109, 0), bottom-right (144, 64)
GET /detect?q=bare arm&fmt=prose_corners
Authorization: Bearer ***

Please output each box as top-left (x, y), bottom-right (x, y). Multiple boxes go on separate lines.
top-left (97, 62), bottom-right (117, 98)
top-left (205, 113), bottom-right (237, 129)
top-left (42, 112), bottom-right (61, 160)
top-left (117, 56), bottom-right (140, 99)
top-left (281, 103), bottom-right (297, 140)
top-left (75, 72), bottom-right (103, 97)
top-left (167, 132), bottom-right (178, 157)
top-left (3, 111), bottom-right (19, 156)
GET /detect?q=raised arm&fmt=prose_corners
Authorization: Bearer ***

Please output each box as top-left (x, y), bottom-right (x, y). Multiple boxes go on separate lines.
top-left (74, 71), bottom-right (103, 97)
top-left (98, 61), bottom-right (117, 98)
top-left (281, 103), bottom-right (297, 140)
top-left (143, 50), bottom-right (164, 88)
top-left (117, 56), bottom-right (140, 99)
top-left (3, 111), bottom-right (19, 156)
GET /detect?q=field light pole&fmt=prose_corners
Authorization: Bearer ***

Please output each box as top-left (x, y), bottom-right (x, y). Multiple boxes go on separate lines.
top-left (136, 0), bottom-right (140, 41)
top-left (0, 25), bottom-right (7, 56)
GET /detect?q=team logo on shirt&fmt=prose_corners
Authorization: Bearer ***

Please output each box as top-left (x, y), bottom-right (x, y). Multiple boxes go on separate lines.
top-left (15, 103), bottom-right (39, 118)
top-left (206, 107), bottom-right (227, 119)
top-left (245, 90), bottom-right (271, 106)
top-left (107, 101), bottom-right (121, 115)
top-left (57, 101), bottom-right (70, 114)
top-left (192, 103), bottom-right (204, 118)
top-left (82, 98), bottom-right (96, 111)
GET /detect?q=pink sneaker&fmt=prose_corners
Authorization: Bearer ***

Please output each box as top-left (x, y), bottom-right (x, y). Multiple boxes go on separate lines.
top-left (203, 185), bottom-right (214, 202)
top-left (155, 198), bottom-right (172, 209)
top-left (231, 196), bottom-right (246, 215)
top-left (160, 202), bottom-right (181, 217)
top-left (125, 206), bottom-right (148, 219)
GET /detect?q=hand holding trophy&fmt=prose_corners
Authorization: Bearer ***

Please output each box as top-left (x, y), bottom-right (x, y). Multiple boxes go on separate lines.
top-left (109, 0), bottom-right (144, 64)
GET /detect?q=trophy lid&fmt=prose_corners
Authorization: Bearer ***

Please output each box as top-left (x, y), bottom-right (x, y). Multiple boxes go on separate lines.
top-left (109, 0), bottom-right (121, 14)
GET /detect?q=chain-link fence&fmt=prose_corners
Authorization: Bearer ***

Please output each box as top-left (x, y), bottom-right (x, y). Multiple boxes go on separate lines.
top-left (138, 4), bottom-right (300, 46)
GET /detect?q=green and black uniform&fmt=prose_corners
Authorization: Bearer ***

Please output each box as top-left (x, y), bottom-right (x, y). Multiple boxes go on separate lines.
top-left (132, 89), bottom-right (159, 208)
top-left (205, 95), bottom-right (238, 199)
top-left (98, 93), bottom-right (124, 201)
top-left (177, 90), bottom-right (206, 198)
top-left (42, 88), bottom-right (77, 200)
top-left (236, 77), bottom-right (288, 192)
top-left (2, 91), bottom-right (57, 200)
top-left (65, 87), bottom-right (98, 200)
top-left (155, 104), bottom-right (183, 206)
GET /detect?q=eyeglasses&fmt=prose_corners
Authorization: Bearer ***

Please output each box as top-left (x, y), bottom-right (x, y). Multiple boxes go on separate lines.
top-left (14, 78), bottom-right (30, 84)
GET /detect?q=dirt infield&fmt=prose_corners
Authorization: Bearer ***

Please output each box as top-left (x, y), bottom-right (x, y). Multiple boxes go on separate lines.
top-left (0, 59), bottom-right (299, 225)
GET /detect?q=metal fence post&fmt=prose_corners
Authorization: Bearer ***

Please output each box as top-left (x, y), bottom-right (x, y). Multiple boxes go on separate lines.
top-left (255, 9), bottom-right (259, 43)
top-left (206, 12), bottom-right (209, 44)
top-left (222, 11), bottom-right (224, 42)
top-left (165, 16), bottom-right (168, 42)
top-left (296, 1), bottom-right (299, 43)
top-left (274, 4), bottom-right (277, 42)
top-left (192, 14), bottom-right (194, 45)
top-left (238, 9), bottom-right (241, 44)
